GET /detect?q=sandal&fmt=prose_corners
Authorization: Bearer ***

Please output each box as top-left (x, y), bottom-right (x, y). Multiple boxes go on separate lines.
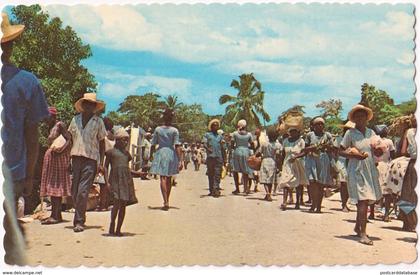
top-left (280, 204), bottom-right (287, 211)
top-left (41, 217), bottom-right (59, 225)
top-left (73, 224), bottom-right (84, 233)
top-left (161, 205), bottom-right (170, 211)
top-left (232, 190), bottom-right (240, 195)
top-left (359, 236), bottom-right (373, 246)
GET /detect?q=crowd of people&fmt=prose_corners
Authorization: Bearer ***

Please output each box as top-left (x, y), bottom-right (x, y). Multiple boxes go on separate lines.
top-left (1, 13), bottom-right (417, 266)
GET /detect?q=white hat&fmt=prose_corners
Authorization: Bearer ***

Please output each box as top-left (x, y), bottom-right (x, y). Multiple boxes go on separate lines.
top-left (237, 119), bottom-right (247, 129)
top-left (114, 128), bottom-right (129, 139)
top-left (217, 129), bottom-right (224, 135)
top-left (312, 117), bottom-right (325, 125)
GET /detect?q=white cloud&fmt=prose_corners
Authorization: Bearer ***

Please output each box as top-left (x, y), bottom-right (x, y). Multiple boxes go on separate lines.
top-left (43, 5), bottom-right (162, 51)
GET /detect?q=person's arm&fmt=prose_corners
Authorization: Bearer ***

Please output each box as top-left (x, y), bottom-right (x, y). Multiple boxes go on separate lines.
top-left (23, 122), bottom-right (40, 196)
top-left (104, 152), bottom-right (111, 188)
top-left (54, 123), bottom-right (72, 154)
top-left (99, 139), bottom-right (105, 169)
top-left (400, 130), bottom-right (409, 157)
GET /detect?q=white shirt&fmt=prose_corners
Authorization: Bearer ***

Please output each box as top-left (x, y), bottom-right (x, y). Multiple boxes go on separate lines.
top-left (68, 114), bottom-right (107, 162)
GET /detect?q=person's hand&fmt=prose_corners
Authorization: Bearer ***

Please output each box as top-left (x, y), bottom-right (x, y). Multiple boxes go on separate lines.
top-left (354, 152), bottom-right (368, 160)
top-left (178, 162), bottom-right (184, 171)
top-left (98, 165), bottom-right (105, 174)
top-left (52, 146), bottom-right (65, 154)
top-left (288, 157), bottom-right (296, 163)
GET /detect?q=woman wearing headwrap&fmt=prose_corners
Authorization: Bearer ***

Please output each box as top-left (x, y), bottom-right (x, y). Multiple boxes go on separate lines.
top-left (231, 119), bottom-right (254, 195)
top-left (40, 107), bottom-right (72, 225)
top-left (340, 104), bottom-right (382, 245)
top-left (304, 116), bottom-right (334, 213)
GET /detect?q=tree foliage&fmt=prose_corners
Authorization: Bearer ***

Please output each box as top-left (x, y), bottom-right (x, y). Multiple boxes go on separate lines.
top-left (316, 99), bottom-right (343, 119)
top-left (10, 5), bottom-right (97, 125)
top-left (360, 83), bottom-right (402, 125)
top-left (219, 73), bottom-right (270, 130)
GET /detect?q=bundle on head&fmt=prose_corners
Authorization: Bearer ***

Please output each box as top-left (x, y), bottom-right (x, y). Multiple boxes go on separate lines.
top-left (388, 114), bottom-right (415, 136)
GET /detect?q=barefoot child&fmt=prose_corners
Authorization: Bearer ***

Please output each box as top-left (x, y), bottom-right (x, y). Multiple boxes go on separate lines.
top-left (105, 128), bottom-right (138, 236)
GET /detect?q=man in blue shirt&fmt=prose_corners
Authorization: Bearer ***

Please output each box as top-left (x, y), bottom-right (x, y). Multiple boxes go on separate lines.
top-left (1, 12), bottom-right (50, 265)
top-left (202, 119), bottom-right (225, 197)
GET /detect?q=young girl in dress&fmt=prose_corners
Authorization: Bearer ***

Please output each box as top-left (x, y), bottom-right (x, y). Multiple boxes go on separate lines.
top-left (105, 128), bottom-right (140, 236)
top-left (258, 127), bottom-right (281, 201)
top-left (279, 127), bottom-right (308, 210)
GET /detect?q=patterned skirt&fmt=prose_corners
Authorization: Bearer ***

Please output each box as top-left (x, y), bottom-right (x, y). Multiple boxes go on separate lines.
top-left (40, 148), bottom-right (71, 197)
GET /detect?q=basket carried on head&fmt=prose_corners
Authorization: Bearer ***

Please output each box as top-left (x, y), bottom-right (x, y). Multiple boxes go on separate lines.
top-left (277, 110), bottom-right (304, 135)
top-left (388, 114), bottom-right (415, 136)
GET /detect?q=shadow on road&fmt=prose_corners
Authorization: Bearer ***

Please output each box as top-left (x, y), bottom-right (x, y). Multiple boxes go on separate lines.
top-left (396, 237), bottom-right (417, 243)
top-left (101, 232), bottom-right (142, 237)
top-left (147, 206), bottom-right (180, 210)
top-left (64, 225), bottom-right (103, 230)
top-left (335, 235), bottom-right (382, 242)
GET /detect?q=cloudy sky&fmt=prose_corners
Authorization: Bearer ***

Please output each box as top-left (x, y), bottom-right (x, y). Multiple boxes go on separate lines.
top-left (24, 4), bottom-right (419, 121)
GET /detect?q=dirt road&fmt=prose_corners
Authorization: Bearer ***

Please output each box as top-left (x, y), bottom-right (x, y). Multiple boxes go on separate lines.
top-left (24, 166), bottom-right (417, 266)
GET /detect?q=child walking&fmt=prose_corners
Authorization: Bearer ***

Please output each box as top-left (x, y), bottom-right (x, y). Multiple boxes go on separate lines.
top-left (105, 128), bottom-right (138, 236)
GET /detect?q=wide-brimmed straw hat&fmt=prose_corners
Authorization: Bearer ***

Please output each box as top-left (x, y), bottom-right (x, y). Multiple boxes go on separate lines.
top-left (74, 93), bottom-right (105, 113)
top-left (1, 13), bottom-right (25, 43)
top-left (208, 119), bottom-right (220, 131)
top-left (348, 104), bottom-right (373, 122)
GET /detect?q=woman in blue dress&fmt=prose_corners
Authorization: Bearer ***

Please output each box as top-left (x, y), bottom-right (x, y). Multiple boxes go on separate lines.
top-left (340, 104), bottom-right (382, 245)
top-left (231, 119), bottom-right (254, 195)
top-left (150, 109), bottom-right (183, 211)
top-left (304, 117), bottom-right (334, 213)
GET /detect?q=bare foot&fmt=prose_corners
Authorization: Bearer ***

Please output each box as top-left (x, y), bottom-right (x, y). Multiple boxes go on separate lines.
top-left (359, 235), bottom-right (373, 245)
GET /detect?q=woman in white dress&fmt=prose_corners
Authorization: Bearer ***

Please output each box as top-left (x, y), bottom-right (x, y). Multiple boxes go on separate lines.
top-left (279, 128), bottom-right (308, 210)
top-left (340, 104), bottom-right (382, 245)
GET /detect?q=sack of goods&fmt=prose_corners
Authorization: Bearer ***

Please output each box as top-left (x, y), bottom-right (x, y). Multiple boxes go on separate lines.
top-left (247, 155), bottom-right (262, 170)
top-left (277, 110), bottom-right (304, 135)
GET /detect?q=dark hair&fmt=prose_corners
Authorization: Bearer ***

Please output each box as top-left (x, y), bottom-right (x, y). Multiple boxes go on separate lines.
top-left (162, 108), bottom-right (175, 123)
top-left (103, 117), bottom-right (114, 131)
top-left (266, 126), bottom-right (279, 142)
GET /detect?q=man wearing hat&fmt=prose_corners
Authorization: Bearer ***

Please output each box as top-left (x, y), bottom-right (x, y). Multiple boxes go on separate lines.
top-left (2, 13), bottom-right (50, 264)
top-left (202, 119), bottom-right (226, 197)
top-left (68, 93), bottom-right (107, 232)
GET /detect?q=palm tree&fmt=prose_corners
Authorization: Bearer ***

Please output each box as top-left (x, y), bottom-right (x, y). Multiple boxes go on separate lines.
top-left (219, 73), bottom-right (270, 129)
top-left (163, 94), bottom-right (183, 111)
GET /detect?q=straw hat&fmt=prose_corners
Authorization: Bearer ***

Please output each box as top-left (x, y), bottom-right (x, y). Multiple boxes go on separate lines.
top-left (1, 13), bottom-right (25, 43)
top-left (74, 93), bottom-right (105, 113)
top-left (348, 104), bottom-right (373, 122)
top-left (208, 119), bottom-right (220, 131)
top-left (114, 127), bottom-right (129, 139)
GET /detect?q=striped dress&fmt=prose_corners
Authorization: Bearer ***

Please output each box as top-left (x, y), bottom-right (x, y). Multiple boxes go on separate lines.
top-left (40, 121), bottom-right (72, 197)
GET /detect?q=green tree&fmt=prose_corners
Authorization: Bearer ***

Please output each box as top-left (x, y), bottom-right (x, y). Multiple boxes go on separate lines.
top-left (117, 93), bottom-right (165, 129)
top-left (175, 104), bottom-right (208, 143)
top-left (315, 99), bottom-right (343, 134)
top-left (163, 95), bottom-right (183, 111)
top-left (10, 5), bottom-right (97, 126)
top-left (219, 73), bottom-right (270, 130)
top-left (360, 83), bottom-right (401, 125)
top-left (107, 111), bottom-right (130, 127)
top-left (397, 97), bottom-right (416, 115)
